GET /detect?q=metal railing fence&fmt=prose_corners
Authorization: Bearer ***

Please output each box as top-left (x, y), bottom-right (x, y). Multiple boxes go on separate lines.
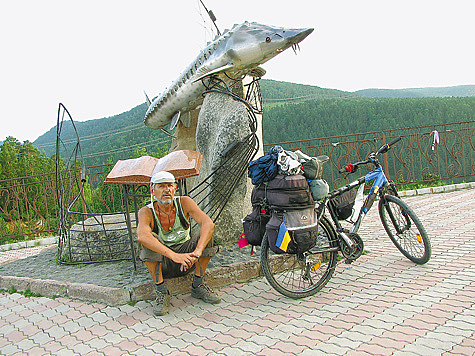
top-left (264, 121), bottom-right (474, 189)
top-left (1, 121), bottom-right (473, 241)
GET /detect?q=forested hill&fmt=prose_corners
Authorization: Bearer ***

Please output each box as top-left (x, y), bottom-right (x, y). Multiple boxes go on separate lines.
top-left (356, 85), bottom-right (475, 98)
top-left (33, 79), bottom-right (356, 166)
top-left (34, 103), bottom-right (168, 166)
top-left (263, 96), bottom-right (475, 143)
top-left (32, 79), bottom-right (475, 166)
top-left (259, 79), bottom-right (360, 103)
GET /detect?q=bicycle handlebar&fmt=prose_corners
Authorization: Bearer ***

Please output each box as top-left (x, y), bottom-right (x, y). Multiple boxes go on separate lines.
top-left (339, 137), bottom-right (402, 174)
top-left (339, 164), bottom-right (356, 174)
top-left (376, 136), bottom-right (402, 155)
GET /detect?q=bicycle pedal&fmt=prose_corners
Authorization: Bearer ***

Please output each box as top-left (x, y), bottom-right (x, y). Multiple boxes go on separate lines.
top-left (344, 259), bottom-right (353, 264)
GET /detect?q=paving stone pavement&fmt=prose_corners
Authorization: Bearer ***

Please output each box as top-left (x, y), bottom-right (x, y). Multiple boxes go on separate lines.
top-left (0, 188), bottom-right (474, 355)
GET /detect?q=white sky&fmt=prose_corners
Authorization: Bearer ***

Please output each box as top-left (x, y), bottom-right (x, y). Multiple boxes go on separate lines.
top-left (1, 0), bottom-right (474, 142)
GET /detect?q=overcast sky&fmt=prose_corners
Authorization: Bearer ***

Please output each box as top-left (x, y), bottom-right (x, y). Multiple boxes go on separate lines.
top-left (1, 0), bottom-right (474, 142)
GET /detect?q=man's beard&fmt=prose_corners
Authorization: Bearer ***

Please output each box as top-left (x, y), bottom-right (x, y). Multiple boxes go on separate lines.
top-left (159, 196), bottom-right (173, 205)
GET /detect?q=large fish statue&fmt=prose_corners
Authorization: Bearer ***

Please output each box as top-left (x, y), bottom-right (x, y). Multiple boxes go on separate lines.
top-left (144, 21), bottom-right (314, 130)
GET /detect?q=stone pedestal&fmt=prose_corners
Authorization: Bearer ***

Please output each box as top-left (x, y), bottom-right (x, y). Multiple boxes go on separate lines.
top-left (60, 213), bottom-right (137, 263)
top-left (195, 88), bottom-right (250, 244)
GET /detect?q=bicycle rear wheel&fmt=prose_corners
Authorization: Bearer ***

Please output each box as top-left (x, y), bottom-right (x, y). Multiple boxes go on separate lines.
top-left (260, 216), bottom-right (338, 299)
top-left (378, 194), bottom-right (431, 264)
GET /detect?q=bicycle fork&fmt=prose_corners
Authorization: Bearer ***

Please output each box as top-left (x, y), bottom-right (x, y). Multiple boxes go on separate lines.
top-left (380, 194), bottom-right (412, 234)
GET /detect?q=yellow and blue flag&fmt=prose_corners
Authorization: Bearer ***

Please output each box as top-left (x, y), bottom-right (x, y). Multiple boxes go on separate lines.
top-left (276, 218), bottom-right (291, 252)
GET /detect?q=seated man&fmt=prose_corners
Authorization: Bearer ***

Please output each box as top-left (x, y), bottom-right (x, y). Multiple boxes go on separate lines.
top-left (137, 171), bottom-right (220, 316)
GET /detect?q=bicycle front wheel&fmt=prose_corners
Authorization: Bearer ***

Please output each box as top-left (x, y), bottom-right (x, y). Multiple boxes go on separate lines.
top-left (260, 216), bottom-right (338, 299)
top-left (378, 194), bottom-right (431, 264)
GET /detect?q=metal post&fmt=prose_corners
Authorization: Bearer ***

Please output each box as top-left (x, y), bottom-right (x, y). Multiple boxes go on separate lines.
top-left (122, 185), bottom-right (137, 270)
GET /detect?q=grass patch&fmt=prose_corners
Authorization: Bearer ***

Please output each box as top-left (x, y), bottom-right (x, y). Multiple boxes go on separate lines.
top-left (397, 172), bottom-right (450, 191)
top-left (1, 285), bottom-right (42, 298)
top-left (23, 288), bottom-right (41, 298)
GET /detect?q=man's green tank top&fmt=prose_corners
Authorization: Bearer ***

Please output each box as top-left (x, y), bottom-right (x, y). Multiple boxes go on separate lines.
top-left (147, 196), bottom-right (191, 247)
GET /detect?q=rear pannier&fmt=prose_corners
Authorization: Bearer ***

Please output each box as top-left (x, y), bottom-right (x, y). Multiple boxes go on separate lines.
top-left (266, 207), bottom-right (319, 254)
top-left (251, 174), bottom-right (315, 210)
top-left (242, 206), bottom-right (271, 246)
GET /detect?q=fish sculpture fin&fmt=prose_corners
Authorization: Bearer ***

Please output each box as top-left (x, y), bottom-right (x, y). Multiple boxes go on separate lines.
top-left (170, 111), bottom-right (181, 130)
top-left (248, 66), bottom-right (266, 77)
top-left (144, 90), bottom-right (152, 106)
top-left (160, 127), bottom-right (177, 138)
top-left (193, 64), bottom-right (235, 83)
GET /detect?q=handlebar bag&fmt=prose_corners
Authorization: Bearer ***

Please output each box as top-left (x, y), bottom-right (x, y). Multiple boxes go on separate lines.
top-left (266, 208), bottom-right (319, 254)
top-left (328, 188), bottom-right (357, 220)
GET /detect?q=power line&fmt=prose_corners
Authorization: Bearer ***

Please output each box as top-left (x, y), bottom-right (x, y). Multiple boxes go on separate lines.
top-left (36, 122), bottom-right (147, 148)
top-left (81, 137), bottom-right (170, 159)
top-left (263, 93), bottom-right (359, 103)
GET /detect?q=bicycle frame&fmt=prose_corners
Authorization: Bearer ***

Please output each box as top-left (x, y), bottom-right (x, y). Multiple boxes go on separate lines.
top-left (318, 164), bottom-right (392, 236)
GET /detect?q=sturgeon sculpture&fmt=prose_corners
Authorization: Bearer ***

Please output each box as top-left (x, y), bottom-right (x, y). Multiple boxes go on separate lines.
top-left (144, 21), bottom-right (314, 131)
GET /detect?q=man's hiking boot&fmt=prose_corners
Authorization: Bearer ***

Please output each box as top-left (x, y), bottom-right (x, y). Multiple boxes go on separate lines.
top-left (153, 290), bottom-right (170, 316)
top-left (191, 283), bottom-right (221, 304)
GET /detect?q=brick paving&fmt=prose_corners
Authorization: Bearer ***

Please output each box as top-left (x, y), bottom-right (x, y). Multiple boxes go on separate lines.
top-left (0, 188), bottom-right (474, 355)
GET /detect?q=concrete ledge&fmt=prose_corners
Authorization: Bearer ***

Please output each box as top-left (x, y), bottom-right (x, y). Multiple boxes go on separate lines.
top-left (398, 189), bottom-right (417, 197)
top-left (128, 258), bottom-right (262, 303)
top-left (30, 279), bottom-right (68, 298)
top-left (67, 283), bottom-right (130, 306)
top-left (0, 275), bottom-right (128, 306)
top-left (0, 236), bottom-right (58, 252)
top-left (0, 257), bottom-right (263, 306)
top-left (398, 182), bottom-right (474, 197)
top-left (0, 276), bottom-right (32, 292)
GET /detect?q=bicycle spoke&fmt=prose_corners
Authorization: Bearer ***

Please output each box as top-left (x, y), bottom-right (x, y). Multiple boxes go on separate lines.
top-left (260, 216), bottom-right (338, 298)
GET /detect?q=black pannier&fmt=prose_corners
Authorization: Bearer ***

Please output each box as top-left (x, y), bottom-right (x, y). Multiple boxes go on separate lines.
top-left (242, 206), bottom-right (270, 246)
top-left (251, 174), bottom-right (315, 210)
top-left (266, 208), bottom-right (319, 254)
top-left (244, 173), bottom-right (316, 251)
top-left (328, 188), bottom-right (357, 220)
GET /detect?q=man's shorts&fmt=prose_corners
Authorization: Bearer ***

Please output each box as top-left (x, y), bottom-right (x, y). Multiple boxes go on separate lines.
top-left (139, 232), bottom-right (218, 278)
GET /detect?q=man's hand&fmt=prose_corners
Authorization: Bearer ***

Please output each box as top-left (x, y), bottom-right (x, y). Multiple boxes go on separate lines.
top-left (172, 252), bottom-right (200, 272)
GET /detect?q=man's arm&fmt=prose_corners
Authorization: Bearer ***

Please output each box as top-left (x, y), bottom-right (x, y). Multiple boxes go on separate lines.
top-left (180, 196), bottom-right (215, 257)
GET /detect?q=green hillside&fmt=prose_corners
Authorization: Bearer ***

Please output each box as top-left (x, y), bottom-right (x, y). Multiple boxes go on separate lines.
top-left (259, 79), bottom-right (360, 104)
top-left (32, 80), bottom-right (475, 166)
top-left (263, 96), bottom-right (475, 143)
top-left (356, 85), bottom-right (475, 98)
top-left (35, 103), bottom-right (170, 166)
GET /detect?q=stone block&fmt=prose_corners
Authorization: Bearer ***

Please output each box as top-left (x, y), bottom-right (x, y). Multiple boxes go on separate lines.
top-left (401, 189), bottom-right (417, 197)
top-left (128, 257), bottom-right (263, 303)
top-left (455, 183), bottom-right (470, 190)
top-left (416, 187), bottom-right (431, 195)
top-left (195, 88), bottom-right (253, 245)
top-left (0, 275), bottom-right (32, 292)
top-left (430, 186), bottom-right (445, 193)
top-left (129, 281), bottom-right (155, 302)
top-left (443, 185), bottom-right (456, 193)
top-left (29, 279), bottom-right (68, 298)
top-left (67, 282), bottom-right (130, 306)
